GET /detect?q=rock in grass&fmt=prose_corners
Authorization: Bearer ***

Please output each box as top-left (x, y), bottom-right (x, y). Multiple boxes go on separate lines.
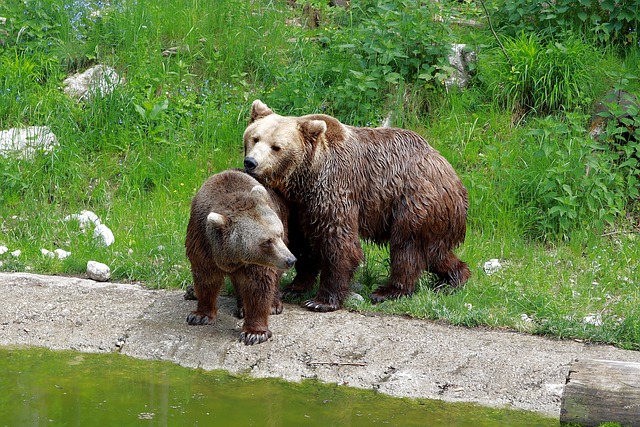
top-left (0, 126), bottom-right (58, 159)
top-left (87, 261), bottom-right (111, 282)
top-left (63, 64), bottom-right (124, 101)
top-left (483, 259), bottom-right (502, 275)
top-left (64, 210), bottom-right (101, 230)
top-left (93, 224), bottom-right (115, 246)
top-left (41, 248), bottom-right (72, 260)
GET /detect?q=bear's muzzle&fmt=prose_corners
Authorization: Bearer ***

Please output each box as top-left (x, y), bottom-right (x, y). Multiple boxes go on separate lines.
top-left (244, 157), bottom-right (258, 173)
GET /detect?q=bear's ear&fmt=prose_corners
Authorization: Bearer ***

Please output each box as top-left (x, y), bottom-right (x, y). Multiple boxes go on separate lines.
top-left (300, 119), bottom-right (327, 143)
top-left (250, 100), bottom-right (274, 123)
top-left (207, 212), bottom-right (228, 227)
top-left (250, 185), bottom-right (269, 201)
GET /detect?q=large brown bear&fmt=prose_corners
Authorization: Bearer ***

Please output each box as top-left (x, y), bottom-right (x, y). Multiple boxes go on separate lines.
top-left (243, 100), bottom-right (469, 312)
top-left (185, 169), bottom-right (296, 344)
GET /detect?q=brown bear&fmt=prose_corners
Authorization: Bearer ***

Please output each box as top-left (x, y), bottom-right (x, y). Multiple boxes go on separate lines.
top-left (243, 100), bottom-right (469, 312)
top-left (185, 169), bottom-right (296, 344)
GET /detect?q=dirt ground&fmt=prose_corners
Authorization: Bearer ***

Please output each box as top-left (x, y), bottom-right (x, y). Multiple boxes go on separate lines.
top-left (2, 271), bottom-right (639, 418)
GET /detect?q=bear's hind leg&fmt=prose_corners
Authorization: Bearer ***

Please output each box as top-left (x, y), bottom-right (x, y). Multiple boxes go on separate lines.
top-left (430, 251), bottom-right (471, 291)
top-left (187, 268), bottom-right (224, 325)
top-left (371, 239), bottom-right (426, 303)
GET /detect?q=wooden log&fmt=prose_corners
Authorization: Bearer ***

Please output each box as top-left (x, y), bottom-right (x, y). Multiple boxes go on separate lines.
top-left (560, 359), bottom-right (640, 426)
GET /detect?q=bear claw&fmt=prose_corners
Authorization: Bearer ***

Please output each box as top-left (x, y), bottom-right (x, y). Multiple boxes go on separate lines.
top-left (239, 330), bottom-right (272, 345)
top-left (303, 299), bottom-right (339, 312)
top-left (186, 312), bottom-right (214, 325)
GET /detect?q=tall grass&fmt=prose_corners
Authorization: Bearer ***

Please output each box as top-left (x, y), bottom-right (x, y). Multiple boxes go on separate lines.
top-left (482, 32), bottom-right (597, 115)
top-left (1, 0), bottom-right (639, 349)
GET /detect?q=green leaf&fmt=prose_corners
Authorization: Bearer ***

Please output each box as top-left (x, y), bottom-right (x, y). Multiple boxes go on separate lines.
top-left (149, 99), bottom-right (169, 120)
top-left (134, 104), bottom-right (147, 120)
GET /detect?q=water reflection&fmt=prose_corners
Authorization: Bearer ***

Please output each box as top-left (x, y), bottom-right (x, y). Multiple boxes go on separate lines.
top-left (0, 347), bottom-right (557, 426)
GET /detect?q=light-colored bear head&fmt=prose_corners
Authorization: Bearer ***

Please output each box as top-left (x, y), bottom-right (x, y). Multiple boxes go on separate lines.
top-left (205, 184), bottom-right (296, 272)
top-left (243, 100), bottom-right (327, 190)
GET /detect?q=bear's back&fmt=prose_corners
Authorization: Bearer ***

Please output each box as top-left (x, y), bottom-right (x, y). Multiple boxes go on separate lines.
top-left (193, 169), bottom-right (262, 218)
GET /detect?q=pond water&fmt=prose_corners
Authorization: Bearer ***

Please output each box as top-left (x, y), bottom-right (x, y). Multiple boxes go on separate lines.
top-left (0, 347), bottom-right (558, 426)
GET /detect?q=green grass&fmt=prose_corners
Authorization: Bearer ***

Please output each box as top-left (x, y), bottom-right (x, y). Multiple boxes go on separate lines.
top-left (1, 0), bottom-right (639, 350)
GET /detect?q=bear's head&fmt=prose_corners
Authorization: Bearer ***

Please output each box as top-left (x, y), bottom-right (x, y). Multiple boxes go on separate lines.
top-left (243, 100), bottom-right (327, 191)
top-left (205, 184), bottom-right (296, 272)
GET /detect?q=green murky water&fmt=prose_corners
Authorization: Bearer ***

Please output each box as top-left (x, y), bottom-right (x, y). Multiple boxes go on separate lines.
top-left (0, 347), bottom-right (557, 426)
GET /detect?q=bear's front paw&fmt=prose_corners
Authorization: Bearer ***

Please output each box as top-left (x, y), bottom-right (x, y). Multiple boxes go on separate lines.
top-left (239, 329), bottom-right (273, 345)
top-left (186, 311), bottom-right (214, 325)
top-left (303, 298), bottom-right (340, 312)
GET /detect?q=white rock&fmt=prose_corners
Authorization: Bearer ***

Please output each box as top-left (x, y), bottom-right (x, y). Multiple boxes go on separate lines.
top-left (10, 250), bottom-right (21, 257)
top-left (0, 126), bottom-right (58, 159)
top-left (93, 224), bottom-right (115, 246)
top-left (41, 249), bottom-right (55, 258)
top-left (54, 249), bottom-right (71, 260)
top-left (63, 64), bottom-right (124, 101)
top-left (86, 260), bottom-right (111, 282)
top-left (520, 313), bottom-right (533, 323)
top-left (483, 259), bottom-right (502, 275)
top-left (64, 210), bottom-right (101, 230)
top-left (583, 314), bottom-right (603, 327)
top-left (0, 246), bottom-right (8, 255)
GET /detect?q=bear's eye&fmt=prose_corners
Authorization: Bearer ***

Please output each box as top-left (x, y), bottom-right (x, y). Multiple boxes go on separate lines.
top-left (252, 136), bottom-right (260, 144)
top-left (260, 239), bottom-right (273, 249)
top-left (271, 145), bottom-right (281, 152)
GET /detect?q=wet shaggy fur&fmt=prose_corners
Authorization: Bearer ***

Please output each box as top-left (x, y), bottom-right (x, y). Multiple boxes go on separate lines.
top-left (185, 169), bottom-right (296, 345)
top-left (244, 100), bottom-right (470, 312)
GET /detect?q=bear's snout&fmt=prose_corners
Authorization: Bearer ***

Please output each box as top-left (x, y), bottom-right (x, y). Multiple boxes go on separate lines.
top-left (244, 157), bottom-right (258, 173)
top-left (286, 255), bottom-right (297, 269)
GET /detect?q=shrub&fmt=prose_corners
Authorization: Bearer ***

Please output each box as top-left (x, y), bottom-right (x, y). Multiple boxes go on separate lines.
top-left (592, 83), bottom-right (640, 201)
top-left (265, 0), bottom-right (454, 125)
top-left (490, 0), bottom-right (639, 48)
top-left (519, 113), bottom-right (635, 240)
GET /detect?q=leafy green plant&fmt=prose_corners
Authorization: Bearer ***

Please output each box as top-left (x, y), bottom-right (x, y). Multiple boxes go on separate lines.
top-left (592, 82), bottom-right (640, 201)
top-left (519, 113), bottom-right (632, 240)
top-left (490, 0), bottom-right (639, 48)
top-left (330, 0), bottom-right (452, 120)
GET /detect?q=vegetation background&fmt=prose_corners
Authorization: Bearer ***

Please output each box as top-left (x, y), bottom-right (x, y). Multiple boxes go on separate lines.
top-left (1, 0), bottom-right (639, 349)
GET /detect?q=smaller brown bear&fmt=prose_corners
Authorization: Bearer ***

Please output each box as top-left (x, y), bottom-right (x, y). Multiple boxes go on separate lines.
top-left (185, 170), bottom-right (296, 345)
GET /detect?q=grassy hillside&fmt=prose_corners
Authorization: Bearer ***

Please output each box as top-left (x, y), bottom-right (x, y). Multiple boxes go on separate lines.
top-left (1, 0), bottom-right (639, 349)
